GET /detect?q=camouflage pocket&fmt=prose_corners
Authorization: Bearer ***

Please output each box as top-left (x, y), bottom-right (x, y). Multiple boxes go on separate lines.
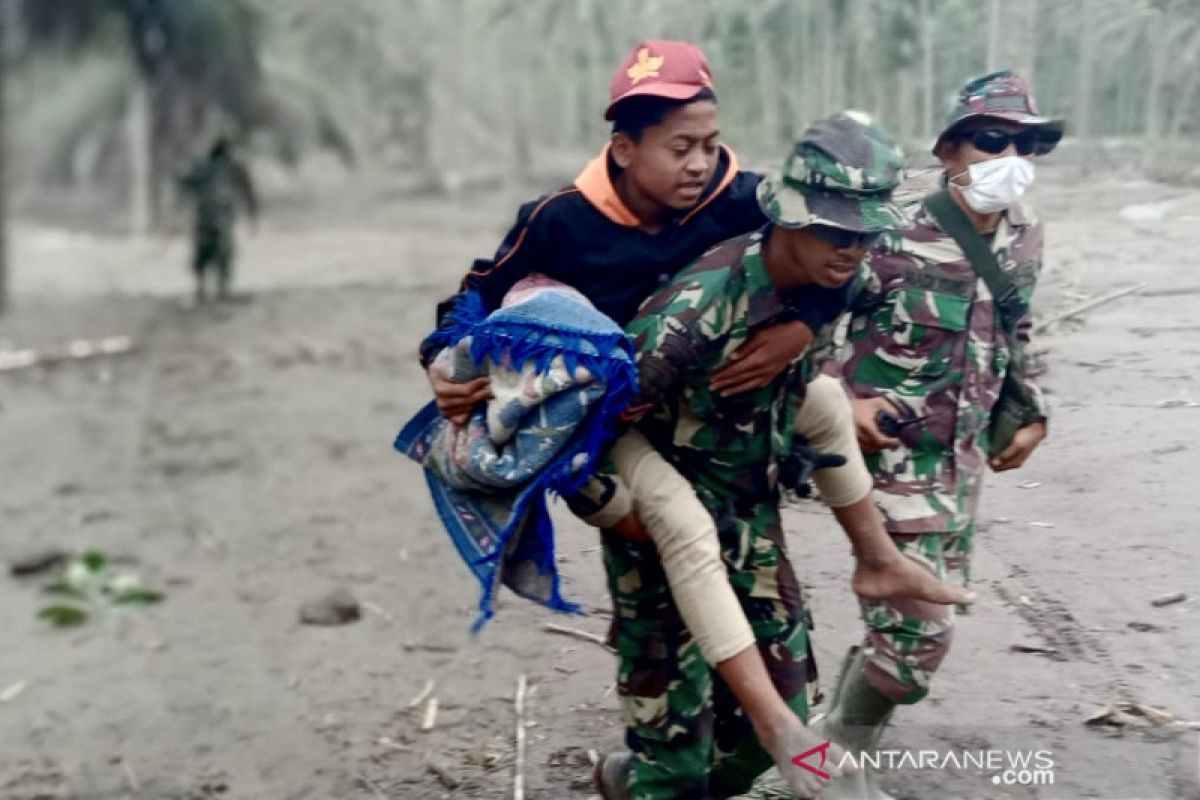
top-left (890, 289), bottom-right (969, 337)
top-left (879, 289), bottom-right (969, 377)
top-left (614, 622), bottom-right (709, 743)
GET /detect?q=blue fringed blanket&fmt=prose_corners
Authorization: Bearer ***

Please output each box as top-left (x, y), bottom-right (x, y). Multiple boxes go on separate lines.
top-left (395, 277), bottom-right (637, 629)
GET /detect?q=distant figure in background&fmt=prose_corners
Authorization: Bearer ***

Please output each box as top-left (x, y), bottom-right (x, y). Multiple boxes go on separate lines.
top-left (179, 137), bottom-right (258, 303)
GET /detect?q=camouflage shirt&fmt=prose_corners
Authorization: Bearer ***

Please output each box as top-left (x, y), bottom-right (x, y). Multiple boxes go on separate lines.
top-left (627, 230), bottom-right (819, 508)
top-left (838, 199), bottom-right (1048, 534)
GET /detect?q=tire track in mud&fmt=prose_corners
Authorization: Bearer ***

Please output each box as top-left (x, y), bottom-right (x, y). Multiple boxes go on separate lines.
top-left (989, 563), bottom-right (1132, 699)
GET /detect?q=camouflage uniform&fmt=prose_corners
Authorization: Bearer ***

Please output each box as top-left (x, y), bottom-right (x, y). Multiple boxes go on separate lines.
top-left (836, 71), bottom-right (1061, 703)
top-left (607, 113), bottom-right (905, 799)
top-left (609, 231), bottom-right (816, 800)
top-left (179, 139), bottom-right (258, 300)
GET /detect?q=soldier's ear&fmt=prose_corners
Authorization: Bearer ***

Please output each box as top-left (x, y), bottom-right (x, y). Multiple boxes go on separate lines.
top-left (933, 137), bottom-right (961, 169)
top-left (611, 132), bottom-right (637, 170)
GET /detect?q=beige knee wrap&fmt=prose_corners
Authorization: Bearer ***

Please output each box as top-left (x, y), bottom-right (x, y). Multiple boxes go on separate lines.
top-left (609, 429), bottom-right (755, 665)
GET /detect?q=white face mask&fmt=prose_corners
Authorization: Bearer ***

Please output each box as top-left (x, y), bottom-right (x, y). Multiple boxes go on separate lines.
top-left (951, 156), bottom-right (1034, 214)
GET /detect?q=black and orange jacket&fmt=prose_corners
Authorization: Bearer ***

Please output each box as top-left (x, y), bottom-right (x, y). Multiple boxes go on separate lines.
top-left (420, 145), bottom-right (851, 366)
top-left (420, 144), bottom-right (765, 365)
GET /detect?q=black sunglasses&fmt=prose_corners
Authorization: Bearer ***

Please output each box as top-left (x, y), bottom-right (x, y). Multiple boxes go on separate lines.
top-left (957, 128), bottom-right (1062, 156)
top-left (807, 225), bottom-right (884, 250)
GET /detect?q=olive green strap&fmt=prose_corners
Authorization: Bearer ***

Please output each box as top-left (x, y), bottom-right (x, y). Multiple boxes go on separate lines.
top-left (923, 189), bottom-right (1027, 335)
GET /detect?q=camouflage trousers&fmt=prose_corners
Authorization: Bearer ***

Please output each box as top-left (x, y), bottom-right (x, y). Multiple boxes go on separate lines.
top-left (859, 525), bottom-right (973, 704)
top-left (601, 496), bottom-right (818, 800)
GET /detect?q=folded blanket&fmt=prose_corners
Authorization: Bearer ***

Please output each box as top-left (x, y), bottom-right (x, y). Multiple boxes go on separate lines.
top-left (395, 276), bottom-right (637, 629)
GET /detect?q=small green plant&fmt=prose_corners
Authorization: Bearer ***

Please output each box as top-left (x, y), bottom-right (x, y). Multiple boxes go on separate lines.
top-left (37, 550), bottom-right (164, 628)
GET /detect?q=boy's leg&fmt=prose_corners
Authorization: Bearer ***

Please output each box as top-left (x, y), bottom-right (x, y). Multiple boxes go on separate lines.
top-left (610, 431), bottom-right (846, 799)
top-left (795, 377), bottom-right (974, 607)
top-left (795, 374), bottom-right (873, 507)
top-left (859, 530), bottom-right (960, 703)
top-left (707, 501), bottom-right (819, 799)
top-left (602, 530), bottom-right (714, 800)
top-left (609, 429), bottom-right (754, 664)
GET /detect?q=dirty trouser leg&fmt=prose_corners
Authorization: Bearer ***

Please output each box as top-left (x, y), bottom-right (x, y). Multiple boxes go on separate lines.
top-left (609, 429), bottom-right (755, 666)
top-left (603, 531), bottom-right (714, 800)
top-left (707, 500), bottom-right (819, 799)
top-left (859, 530), bottom-right (964, 704)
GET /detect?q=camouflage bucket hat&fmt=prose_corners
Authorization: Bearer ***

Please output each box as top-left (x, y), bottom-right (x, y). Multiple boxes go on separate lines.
top-left (757, 110), bottom-right (906, 233)
top-left (935, 70), bottom-right (1065, 153)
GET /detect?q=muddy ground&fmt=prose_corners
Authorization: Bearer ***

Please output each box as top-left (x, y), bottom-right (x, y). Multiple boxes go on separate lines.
top-left (1, 166), bottom-right (1199, 800)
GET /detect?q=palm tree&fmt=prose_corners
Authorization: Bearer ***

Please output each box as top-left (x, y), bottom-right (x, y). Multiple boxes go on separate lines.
top-left (18, 0), bottom-right (269, 236)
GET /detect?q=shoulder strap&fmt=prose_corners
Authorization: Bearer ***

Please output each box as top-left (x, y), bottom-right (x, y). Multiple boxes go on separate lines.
top-left (923, 189), bottom-right (1027, 334)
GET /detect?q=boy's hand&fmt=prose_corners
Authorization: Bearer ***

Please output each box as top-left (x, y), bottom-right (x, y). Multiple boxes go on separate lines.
top-left (427, 365), bottom-right (492, 426)
top-left (710, 320), bottom-right (813, 396)
top-left (852, 396), bottom-right (902, 452)
top-left (761, 721), bottom-right (850, 798)
top-left (989, 420), bottom-right (1046, 472)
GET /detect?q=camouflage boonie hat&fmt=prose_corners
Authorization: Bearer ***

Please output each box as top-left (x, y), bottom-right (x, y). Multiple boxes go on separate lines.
top-left (756, 110), bottom-right (905, 233)
top-left (936, 70), bottom-right (1065, 153)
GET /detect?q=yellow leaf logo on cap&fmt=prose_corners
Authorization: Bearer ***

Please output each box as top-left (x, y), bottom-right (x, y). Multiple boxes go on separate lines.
top-left (627, 48), bottom-right (663, 84)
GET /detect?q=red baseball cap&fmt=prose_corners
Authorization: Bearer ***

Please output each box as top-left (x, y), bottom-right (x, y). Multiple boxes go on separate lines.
top-left (604, 40), bottom-right (715, 120)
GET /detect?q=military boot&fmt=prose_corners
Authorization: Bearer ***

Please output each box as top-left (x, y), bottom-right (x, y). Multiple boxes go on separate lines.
top-left (816, 646), bottom-right (897, 800)
top-left (593, 751), bottom-right (633, 800)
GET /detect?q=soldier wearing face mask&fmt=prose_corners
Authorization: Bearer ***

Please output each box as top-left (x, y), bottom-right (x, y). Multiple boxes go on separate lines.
top-left (820, 71), bottom-right (1064, 800)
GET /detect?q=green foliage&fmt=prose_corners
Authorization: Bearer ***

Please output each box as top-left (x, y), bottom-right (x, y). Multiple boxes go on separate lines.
top-left (81, 550), bottom-right (107, 572)
top-left (35, 551), bottom-right (166, 628)
top-left (13, 0), bottom-right (365, 191)
top-left (110, 588), bottom-right (166, 605)
top-left (37, 605), bottom-right (89, 627)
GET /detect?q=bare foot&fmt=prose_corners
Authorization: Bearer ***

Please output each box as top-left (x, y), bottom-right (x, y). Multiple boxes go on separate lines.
top-left (759, 716), bottom-right (853, 798)
top-left (852, 554), bottom-right (975, 606)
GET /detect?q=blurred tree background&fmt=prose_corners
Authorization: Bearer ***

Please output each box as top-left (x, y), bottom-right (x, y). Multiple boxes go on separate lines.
top-left (2, 0), bottom-right (1199, 248)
